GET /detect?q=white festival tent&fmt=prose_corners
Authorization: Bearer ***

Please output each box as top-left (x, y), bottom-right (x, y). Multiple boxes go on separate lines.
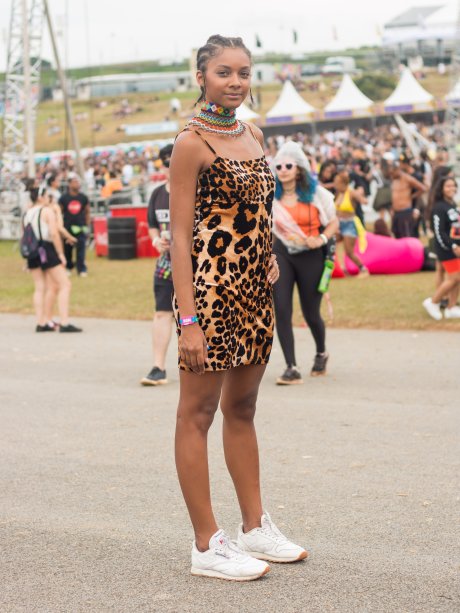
top-left (446, 80), bottom-right (460, 106)
top-left (265, 80), bottom-right (316, 124)
top-left (384, 68), bottom-right (434, 113)
top-left (236, 102), bottom-right (260, 121)
top-left (324, 74), bottom-right (374, 118)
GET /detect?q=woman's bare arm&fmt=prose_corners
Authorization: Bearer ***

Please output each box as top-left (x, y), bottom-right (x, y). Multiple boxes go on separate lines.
top-left (351, 186), bottom-right (368, 206)
top-left (43, 207), bottom-right (65, 264)
top-left (169, 133), bottom-right (205, 316)
top-left (169, 132), bottom-right (209, 374)
top-left (53, 203), bottom-right (76, 243)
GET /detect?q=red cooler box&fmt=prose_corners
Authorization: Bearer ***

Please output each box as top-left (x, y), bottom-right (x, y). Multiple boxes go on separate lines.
top-left (109, 205), bottom-right (159, 258)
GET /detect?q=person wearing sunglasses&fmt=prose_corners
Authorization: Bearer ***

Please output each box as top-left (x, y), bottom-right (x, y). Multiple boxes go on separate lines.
top-left (141, 144), bottom-right (175, 386)
top-left (272, 141), bottom-right (338, 384)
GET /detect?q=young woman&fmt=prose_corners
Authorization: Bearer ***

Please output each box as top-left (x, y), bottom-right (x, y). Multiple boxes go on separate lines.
top-left (42, 173), bottom-right (78, 328)
top-left (426, 166), bottom-right (455, 306)
top-left (272, 142), bottom-right (338, 384)
top-left (23, 188), bottom-right (82, 333)
top-left (334, 171), bottom-right (369, 276)
top-left (423, 176), bottom-right (460, 320)
top-left (318, 160), bottom-right (337, 193)
top-left (169, 35), bottom-right (307, 582)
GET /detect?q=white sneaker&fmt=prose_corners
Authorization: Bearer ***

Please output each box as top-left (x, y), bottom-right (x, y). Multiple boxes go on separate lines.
top-left (191, 529), bottom-right (270, 581)
top-left (237, 512), bottom-right (308, 563)
top-left (444, 305), bottom-right (460, 319)
top-left (422, 298), bottom-right (442, 321)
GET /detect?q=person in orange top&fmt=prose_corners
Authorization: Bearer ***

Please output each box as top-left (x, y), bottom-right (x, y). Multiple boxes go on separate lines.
top-left (101, 171), bottom-right (123, 199)
top-left (272, 142), bottom-right (338, 384)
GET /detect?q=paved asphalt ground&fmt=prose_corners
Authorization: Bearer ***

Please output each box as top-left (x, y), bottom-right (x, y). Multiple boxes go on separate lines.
top-left (1, 314), bottom-right (459, 613)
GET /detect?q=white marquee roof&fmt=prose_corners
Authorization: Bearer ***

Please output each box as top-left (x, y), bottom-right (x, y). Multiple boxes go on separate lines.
top-left (265, 80), bottom-right (316, 123)
top-left (236, 103), bottom-right (260, 121)
top-left (324, 74), bottom-right (374, 117)
top-left (384, 68), bottom-right (434, 112)
top-left (446, 79), bottom-right (460, 105)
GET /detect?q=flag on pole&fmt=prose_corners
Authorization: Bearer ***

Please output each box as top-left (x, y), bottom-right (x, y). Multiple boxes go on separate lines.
top-left (255, 34), bottom-right (262, 48)
top-left (293, 29), bottom-right (298, 44)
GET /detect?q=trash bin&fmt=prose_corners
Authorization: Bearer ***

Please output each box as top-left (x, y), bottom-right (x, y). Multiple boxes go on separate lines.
top-left (108, 216), bottom-right (136, 260)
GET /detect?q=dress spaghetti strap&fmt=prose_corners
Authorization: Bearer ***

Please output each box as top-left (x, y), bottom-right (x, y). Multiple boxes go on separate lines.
top-left (245, 122), bottom-right (264, 155)
top-left (176, 127), bottom-right (217, 155)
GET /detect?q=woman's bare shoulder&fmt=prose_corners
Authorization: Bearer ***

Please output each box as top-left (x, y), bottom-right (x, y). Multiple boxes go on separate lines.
top-left (174, 128), bottom-right (205, 154)
top-left (247, 123), bottom-right (264, 148)
top-left (172, 128), bottom-right (211, 176)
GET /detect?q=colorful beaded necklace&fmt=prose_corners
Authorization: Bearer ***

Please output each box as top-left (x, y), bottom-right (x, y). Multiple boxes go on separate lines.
top-left (188, 101), bottom-right (246, 137)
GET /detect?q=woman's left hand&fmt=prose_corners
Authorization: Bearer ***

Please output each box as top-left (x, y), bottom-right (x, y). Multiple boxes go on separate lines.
top-left (304, 236), bottom-right (324, 250)
top-left (268, 254), bottom-right (280, 285)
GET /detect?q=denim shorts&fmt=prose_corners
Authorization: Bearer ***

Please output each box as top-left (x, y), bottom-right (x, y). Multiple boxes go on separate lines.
top-left (339, 219), bottom-right (358, 238)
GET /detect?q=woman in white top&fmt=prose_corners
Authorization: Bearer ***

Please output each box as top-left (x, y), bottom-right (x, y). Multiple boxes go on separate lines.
top-left (23, 187), bottom-right (81, 333)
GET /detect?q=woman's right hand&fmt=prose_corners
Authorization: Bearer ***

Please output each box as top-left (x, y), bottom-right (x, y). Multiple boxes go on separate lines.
top-left (179, 324), bottom-right (209, 374)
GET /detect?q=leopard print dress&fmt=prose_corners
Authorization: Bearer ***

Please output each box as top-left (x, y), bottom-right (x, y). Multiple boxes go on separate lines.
top-left (173, 127), bottom-right (275, 371)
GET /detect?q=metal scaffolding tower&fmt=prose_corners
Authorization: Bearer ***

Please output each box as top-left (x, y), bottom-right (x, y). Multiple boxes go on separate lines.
top-left (1, 0), bottom-right (44, 186)
top-left (446, 0), bottom-right (460, 173)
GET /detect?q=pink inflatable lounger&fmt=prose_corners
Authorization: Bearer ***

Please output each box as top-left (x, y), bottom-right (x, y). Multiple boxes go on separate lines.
top-left (345, 232), bottom-right (424, 275)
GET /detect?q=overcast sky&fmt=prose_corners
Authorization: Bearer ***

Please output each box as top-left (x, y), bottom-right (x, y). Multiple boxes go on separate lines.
top-left (0, 0), bottom-right (450, 72)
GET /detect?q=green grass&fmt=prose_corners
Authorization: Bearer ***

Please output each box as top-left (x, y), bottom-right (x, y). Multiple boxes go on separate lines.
top-left (1, 241), bottom-right (459, 330)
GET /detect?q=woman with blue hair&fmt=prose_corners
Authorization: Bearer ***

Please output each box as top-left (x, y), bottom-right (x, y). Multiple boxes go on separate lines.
top-left (272, 141), bottom-right (338, 384)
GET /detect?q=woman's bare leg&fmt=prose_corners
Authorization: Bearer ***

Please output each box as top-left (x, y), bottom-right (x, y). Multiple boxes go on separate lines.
top-left (435, 260), bottom-right (444, 290)
top-left (152, 311), bottom-right (174, 370)
top-left (175, 370), bottom-right (225, 551)
top-left (30, 269), bottom-right (46, 325)
top-left (220, 364), bottom-right (266, 533)
top-left (45, 265), bottom-right (71, 325)
top-left (44, 278), bottom-right (58, 323)
top-left (432, 271), bottom-right (460, 306)
top-left (343, 235), bottom-right (364, 270)
top-left (449, 284), bottom-right (459, 307)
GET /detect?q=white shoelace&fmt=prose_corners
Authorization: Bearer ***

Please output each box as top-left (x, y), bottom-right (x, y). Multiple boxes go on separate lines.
top-left (260, 517), bottom-right (288, 544)
top-left (215, 535), bottom-right (246, 559)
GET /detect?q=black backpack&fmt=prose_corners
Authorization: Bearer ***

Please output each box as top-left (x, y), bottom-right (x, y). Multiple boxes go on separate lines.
top-left (20, 208), bottom-right (42, 259)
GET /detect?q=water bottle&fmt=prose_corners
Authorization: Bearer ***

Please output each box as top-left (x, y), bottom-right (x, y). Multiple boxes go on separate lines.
top-left (318, 259), bottom-right (335, 294)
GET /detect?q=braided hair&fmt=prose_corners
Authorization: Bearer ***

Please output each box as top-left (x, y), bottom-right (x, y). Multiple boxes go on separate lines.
top-left (195, 35), bottom-right (253, 104)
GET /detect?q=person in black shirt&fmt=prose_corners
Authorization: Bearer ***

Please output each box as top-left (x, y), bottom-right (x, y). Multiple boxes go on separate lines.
top-left (59, 174), bottom-right (90, 276)
top-left (423, 176), bottom-right (460, 320)
top-left (399, 153), bottom-right (427, 238)
top-left (140, 144), bottom-right (174, 386)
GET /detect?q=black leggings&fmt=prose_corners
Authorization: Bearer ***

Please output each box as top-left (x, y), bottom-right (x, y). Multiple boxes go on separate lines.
top-left (273, 242), bottom-right (326, 366)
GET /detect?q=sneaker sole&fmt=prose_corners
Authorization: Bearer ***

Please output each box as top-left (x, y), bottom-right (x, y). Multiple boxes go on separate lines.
top-left (422, 307), bottom-right (442, 321)
top-left (190, 565), bottom-right (270, 581)
top-left (140, 378), bottom-right (168, 386)
top-left (276, 379), bottom-right (304, 385)
top-left (310, 370), bottom-right (327, 377)
top-left (243, 550), bottom-right (308, 563)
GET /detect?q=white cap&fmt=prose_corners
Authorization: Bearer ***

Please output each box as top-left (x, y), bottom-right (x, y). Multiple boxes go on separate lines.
top-left (273, 141), bottom-right (311, 172)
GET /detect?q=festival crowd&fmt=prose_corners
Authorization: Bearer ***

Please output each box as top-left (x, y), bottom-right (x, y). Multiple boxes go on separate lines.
top-left (18, 118), bottom-right (460, 346)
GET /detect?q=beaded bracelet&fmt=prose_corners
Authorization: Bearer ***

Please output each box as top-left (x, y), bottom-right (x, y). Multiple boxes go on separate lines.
top-left (180, 315), bottom-right (198, 326)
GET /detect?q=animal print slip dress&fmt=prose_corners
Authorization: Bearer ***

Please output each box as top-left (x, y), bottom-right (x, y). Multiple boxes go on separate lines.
top-left (173, 125), bottom-right (275, 371)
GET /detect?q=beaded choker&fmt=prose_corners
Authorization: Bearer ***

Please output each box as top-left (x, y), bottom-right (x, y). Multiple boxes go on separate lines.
top-left (188, 101), bottom-right (246, 136)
